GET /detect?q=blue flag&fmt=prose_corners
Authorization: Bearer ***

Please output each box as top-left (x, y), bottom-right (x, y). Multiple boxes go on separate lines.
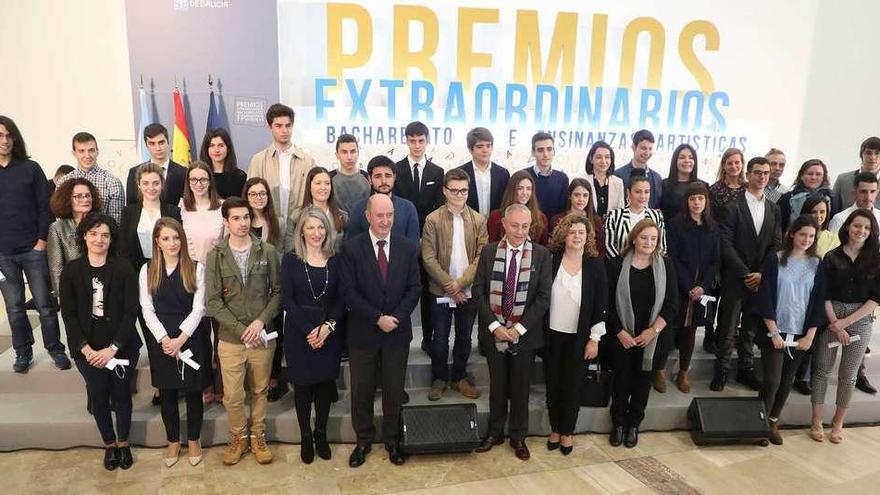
top-left (206, 89), bottom-right (220, 132)
top-left (137, 87), bottom-right (151, 162)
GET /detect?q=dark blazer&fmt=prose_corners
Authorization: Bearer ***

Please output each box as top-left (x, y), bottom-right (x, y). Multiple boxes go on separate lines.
top-left (393, 157), bottom-right (444, 228)
top-left (59, 256), bottom-right (142, 360)
top-left (119, 202), bottom-right (182, 271)
top-left (126, 161), bottom-right (187, 207)
top-left (720, 194), bottom-right (782, 288)
top-left (754, 251), bottom-right (826, 346)
top-left (339, 232), bottom-right (422, 349)
top-left (473, 241), bottom-right (553, 352)
top-left (666, 215), bottom-right (720, 327)
top-left (548, 252), bottom-right (608, 355)
top-left (458, 161), bottom-right (510, 214)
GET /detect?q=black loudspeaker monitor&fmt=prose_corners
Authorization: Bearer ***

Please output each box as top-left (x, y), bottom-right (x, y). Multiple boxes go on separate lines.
top-left (400, 403), bottom-right (481, 455)
top-left (687, 397), bottom-right (769, 445)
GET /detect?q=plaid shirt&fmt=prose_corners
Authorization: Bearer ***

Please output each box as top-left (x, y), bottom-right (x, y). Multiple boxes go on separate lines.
top-left (764, 181), bottom-right (790, 204)
top-left (57, 166), bottom-right (125, 224)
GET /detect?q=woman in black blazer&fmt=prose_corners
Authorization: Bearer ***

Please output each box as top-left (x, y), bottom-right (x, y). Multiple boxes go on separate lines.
top-left (661, 183), bottom-right (720, 393)
top-left (544, 213), bottom-right (608, 455)
top-left (59, 213), bottom-right (142, 471)
top-left (119, 163), bottom-right (181, 404)
top-left (606, 219), bottom-right (678, 448)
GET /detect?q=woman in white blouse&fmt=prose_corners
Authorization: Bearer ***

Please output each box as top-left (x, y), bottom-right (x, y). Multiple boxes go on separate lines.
top-left (139, 217), bottom-right (207, 468)
top-left (544, 213), bottom-right (608, 455)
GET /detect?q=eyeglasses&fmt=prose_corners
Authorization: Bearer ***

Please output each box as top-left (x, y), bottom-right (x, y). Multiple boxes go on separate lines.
top-left (72, 193), bottom-right (92, 201)
top-left (445, 187), bottom-right (469, 196)
top-left (247, 191), bottom-right (268, 199)
top-left (188, 177), bottom-right (210, 185)
top-left (749, 170), bottom-right (771, 177)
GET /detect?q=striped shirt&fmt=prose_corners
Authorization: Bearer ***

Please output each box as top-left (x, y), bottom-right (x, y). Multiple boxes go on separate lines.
top-left (604, 206), bottom-right (667, 258)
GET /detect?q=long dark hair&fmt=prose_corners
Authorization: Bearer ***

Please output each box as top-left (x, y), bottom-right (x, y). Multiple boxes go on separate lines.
top-left (499, 170), bottom-right (545, 241)
top-left (182, 161), bottom-right (221, 212)
top-left (199, 128), bottom-right (239, 173)
top-left (0, 116), bottom-right (28, 160)
top-left (50, 177), bottom-right (102, 219)
top-left (668, 144), bottom-right (699, 182)
top-left (780, 214), bottom-right (819, 266)
top-left (301, 166), bottom-right (346, 232)
top-left (800, 195), bottom-right (831, 231)
top-left (681, 182), bottom-right (715, 230)
top-left (838, 209), bottom-right (880, 272)
top-left (585, 141), bottom-right (615, 175)
top-left (242, 177), bottom-right (281, 246)
top-left (75, 212), bottom-right (120, 257)
top-left (565, 178), bottom-right (598, 223)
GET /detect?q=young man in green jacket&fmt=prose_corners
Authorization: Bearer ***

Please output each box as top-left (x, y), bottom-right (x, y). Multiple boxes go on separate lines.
top-left (206, 197), bottom-right (281, 466)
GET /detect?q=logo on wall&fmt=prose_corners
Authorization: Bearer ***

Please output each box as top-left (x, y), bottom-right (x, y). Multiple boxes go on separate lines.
top-left (173, 0), bottom-right (232, 12)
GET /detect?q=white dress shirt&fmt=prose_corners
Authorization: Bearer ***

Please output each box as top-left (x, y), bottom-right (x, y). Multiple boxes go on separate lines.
top-left (276, 144), bottom-right (294, 225)
top-left (407, 155), bottom-right (427, 191)
top-left (473, 163), bottom-right (492, 216)
top-left (448, 208), bottom-right (471, 297)
top-left (369, 229), bottom-right (390, 260)
top-left (487, 240), bottom-right (528, 337)
top-left (549, 267), bottom-right (581, 334)
top-left (745, 189), bottom-right (766, 235)
top-left (138, 263), bottom-right (206, 342)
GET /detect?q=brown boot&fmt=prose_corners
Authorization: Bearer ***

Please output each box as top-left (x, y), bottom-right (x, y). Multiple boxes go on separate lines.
top-left (768, 421), bottom-right (783, 445)
top-left (653, 370), bottom-right (667, 393)
top-left (222, 433), bottom-right (249, 465)
top-left (428, 380), bottom-right (447, 401)
top-left (675, 370), bottom-right (691, 393)
top-left (452, 378), bottom-right (481, 399)
top-left (250, 433), bottom-right (273, 464)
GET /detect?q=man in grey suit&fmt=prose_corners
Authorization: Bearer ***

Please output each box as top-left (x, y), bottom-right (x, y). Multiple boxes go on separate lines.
top-left (831, 136), bottom-right (880, 213)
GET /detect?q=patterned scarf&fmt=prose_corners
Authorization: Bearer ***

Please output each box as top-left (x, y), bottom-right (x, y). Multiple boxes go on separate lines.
top-left (489, 237), bottom-right (533, 326)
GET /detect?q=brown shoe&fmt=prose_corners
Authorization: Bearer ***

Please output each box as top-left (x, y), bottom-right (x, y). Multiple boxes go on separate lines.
top-left (768, 421), bottom-right (783, 445)
top-left (250, 433), bottom-right (273, 464)
top-left (475, 435), bottom-right (504, 453)
top-left (222, 433), bottom-right (249, 465)
top-left (452, 378), bottom-right (481, 399)
top-left (510, 439), bottom-right (530, 460)
top-left (653, 370), bottom-right (667, 393)
top-left (428, 380), bottom-right (447, 401)
top-left (675, 370), bottom-right (691, 394)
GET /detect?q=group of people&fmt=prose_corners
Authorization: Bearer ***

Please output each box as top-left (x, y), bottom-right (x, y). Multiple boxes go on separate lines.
top-left (1, 106), bottom-right (878, 471)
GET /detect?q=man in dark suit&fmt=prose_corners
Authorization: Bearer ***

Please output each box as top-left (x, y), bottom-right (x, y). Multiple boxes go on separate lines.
top-left (473, 204), bottom-right (552, 460)
top-left (340, 193), bottom-right (421, 468)
top-left (458, 127), bottom-right (510, 217)
top-left (713, 157), bottom-right (781, 392)
top-left (126, 123), bottom-right (187, 207)
top-left (393, 121), bottom-right (444, 354)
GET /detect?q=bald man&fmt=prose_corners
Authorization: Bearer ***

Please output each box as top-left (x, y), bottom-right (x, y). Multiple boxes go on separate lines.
top-left (340, 194), bottom-right (422, 468)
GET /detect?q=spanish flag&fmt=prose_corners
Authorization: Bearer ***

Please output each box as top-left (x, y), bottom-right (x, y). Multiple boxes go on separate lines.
top-left (172, 86), bottom-right (192, 165)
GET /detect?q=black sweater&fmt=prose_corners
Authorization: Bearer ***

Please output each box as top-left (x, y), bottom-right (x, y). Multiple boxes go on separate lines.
top-left (606, 255), bottom-right (679, 335)
top-left (0, 158), bottom-right (51, 254)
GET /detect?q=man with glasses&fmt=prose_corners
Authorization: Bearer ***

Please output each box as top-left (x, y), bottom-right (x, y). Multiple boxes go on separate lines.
top-left (125, 123), bottom-right (187, 208)
top-left (421, 169), bottom-right (488, 401)
top-left (764, 148), bottom-right (789, 203)
top-left (0, 115), bottom-right (70, 373)
top-left (57, 132), bottom-right (125, 224)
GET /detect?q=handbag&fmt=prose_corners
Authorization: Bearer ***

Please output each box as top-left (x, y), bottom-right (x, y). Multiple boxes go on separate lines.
top-left (579, 360), bottom-right (612, 407)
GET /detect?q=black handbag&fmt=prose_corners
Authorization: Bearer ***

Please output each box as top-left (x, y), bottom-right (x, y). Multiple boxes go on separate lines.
top-left (579, 360), bottom-right (612, 407)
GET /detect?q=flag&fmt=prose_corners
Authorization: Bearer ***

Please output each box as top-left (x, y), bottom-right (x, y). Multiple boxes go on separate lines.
top-left (137, 87), bottom-right (151, 162)
top-left (172, 86), bottom-right (192, 165)
top-left (206, 87), bottom-right (220, 132)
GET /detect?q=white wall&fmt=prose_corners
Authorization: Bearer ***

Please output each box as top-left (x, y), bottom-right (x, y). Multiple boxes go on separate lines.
top-left (0, 0), bottom-right (136, 180)
top-left (2, 0), bottom-right (877, 185)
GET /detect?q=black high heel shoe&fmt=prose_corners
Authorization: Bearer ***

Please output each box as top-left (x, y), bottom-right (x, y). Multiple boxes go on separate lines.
top-left (314, 430), bottom-right (331, 460)
top-left (546, 436), bottom-right (560, 451)
top-left (560, 435), bottom-right (573, 455)
top-left (118, 445), bottom-right (134, 469)
top-left (103, 446), bottom-right (120, 471)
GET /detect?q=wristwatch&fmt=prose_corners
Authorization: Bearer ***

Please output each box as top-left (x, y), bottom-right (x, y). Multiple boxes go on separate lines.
top-left (652, 327), bottom-right (662, 334)
top-left (326, 320), bottom-right (337, 332)
top-left (110, 344), bottom-right (119, 352)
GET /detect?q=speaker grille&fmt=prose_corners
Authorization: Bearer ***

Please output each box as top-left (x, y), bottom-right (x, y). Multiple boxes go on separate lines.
top-left (400, 404), bottom-right (480, 454)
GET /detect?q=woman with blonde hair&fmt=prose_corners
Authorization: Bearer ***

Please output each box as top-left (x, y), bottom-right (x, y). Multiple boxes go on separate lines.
top-left (708, 147), bottom-right (746, 218)
top-left (139, 217), bottom-right (207, 467)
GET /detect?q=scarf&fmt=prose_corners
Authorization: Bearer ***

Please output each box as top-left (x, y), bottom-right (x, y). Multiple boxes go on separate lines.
top-left (615, 252), bottom-right (666, 371)
top-left (489, 237), bottom-right (533, 326)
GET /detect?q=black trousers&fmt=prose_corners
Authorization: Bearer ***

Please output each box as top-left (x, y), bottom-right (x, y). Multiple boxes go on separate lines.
top-left (271, 312), bottom-right (285, 382)
top-left (716, 285), bottom-right (758, 371)
top-left (608, 336), bottom-right (652, 427)
top-left (650, 328), bottom-right (677, 372)
top-left (485, 346), bottom-right (535, 441)
top-left (760, 343), bottom-right (806, 419)
top-left (159, 390), bottom-right (204, 442)
top-left (544, 331), bottom-right (581, 435)
top-left (293, 380), bottom-right (336, 435)
top-left (75, 351), bottom-right (139, 444)
top-left (419, 260), bottom-right (434, 347)
top-left (349, 345), bottom-right (409, 447)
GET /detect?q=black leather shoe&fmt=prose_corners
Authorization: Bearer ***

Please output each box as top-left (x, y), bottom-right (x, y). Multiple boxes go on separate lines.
top-left (609, 426), bottom-right (624, 447)
top-left (793, 380), bottom-right (812, 396)
top-left (546, 439), bottom-right (560, 451)
top-left (348, 444), bottom-right (371, 468)
top-left (856, 373), bottom-right (878, 394)
top-left (151, 391), bottom-right (161, 406)
top-left (267, 384), bottom-right (288, 402)
top-left (736, 369), bottom-right (763, 391)
top-left (387, 447), bottom-right (406, 465)
top-left (510, 439), bottom-right (530, 460)
top-left (560, 440), bottom-right (573, 456)
top-left (624, 427), bottom-right (639, 448)
top-left (475, 435), bottom-right (504, 453)
top-left (118, 446), bottom-right (134, 469)
top-left (709, 365), bottom-right (727, 392)
top-left (300, 433), bottom-right (315, 464)
top-left (314, 430), bottom-right (331, 460)
top-left (103, 446), bottom-right (120, 470)
top-left (49, 352), bottom-right (71, 370)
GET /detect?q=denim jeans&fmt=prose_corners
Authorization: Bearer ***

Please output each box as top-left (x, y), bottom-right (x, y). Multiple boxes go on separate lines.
top-left (430, 297), bottom-right (476, 382)
top-left (0, 248), bottom-right (64, 356)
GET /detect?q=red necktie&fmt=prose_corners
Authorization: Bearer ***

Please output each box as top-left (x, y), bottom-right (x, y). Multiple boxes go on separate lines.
top-left (502, 249), bottom-right (519, 319)
top-left (377, 239), bottom-right (389, 282)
